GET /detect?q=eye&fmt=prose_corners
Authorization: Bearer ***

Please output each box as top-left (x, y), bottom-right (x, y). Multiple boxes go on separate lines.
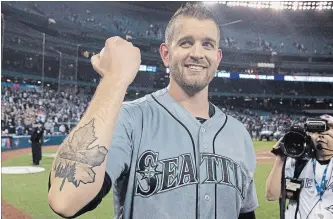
top-left (203, 42), bottom-right (214, 48)
top-left (180, 41), bottom-right (192, 47)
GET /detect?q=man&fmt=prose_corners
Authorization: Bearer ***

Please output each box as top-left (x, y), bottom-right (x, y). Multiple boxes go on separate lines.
top-left (265, 115), bottom-right (333, 219)
top-left (48, 3), bottom-right (258, 219)
top-left (30, 120), bottom-right (44, 165)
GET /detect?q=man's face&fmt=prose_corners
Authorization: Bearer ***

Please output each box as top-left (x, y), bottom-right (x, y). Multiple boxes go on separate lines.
top-left (160, 16), bottom-right (222, 95)
top-left (311, 127), bottom-right (333, 152)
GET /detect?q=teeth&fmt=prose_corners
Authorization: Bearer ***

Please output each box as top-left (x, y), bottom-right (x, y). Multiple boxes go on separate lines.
top-left (188, 65), bottom-right (204, 70)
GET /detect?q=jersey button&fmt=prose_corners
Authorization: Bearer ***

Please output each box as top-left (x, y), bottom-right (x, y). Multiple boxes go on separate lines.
top-left (201, 128), bottom-right (206, 133)
top-left (204, 143), bottom-right (208, 149)
top-left (204, 194), bottom-right (210, 201)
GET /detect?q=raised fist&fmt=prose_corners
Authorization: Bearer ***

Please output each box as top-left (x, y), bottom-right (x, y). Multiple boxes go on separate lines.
top-left (91, 36), bottom-right (141, 87)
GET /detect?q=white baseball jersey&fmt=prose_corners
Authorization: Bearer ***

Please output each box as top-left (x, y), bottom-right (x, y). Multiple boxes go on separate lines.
top-left (105, 88), bottom-right (258, 219)
top-left (285, 157), bottom-right (333, 219)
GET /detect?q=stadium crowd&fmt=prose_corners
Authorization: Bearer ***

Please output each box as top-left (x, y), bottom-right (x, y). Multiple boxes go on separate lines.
top-left (1, 83), bottom-right (306, 140)
top-left (222, 106), bottom-right (306, 140)
top-left (1, 85), bottom-right (89, 136)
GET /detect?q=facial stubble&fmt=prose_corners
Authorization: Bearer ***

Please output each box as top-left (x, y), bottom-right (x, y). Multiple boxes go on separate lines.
top-left (169, 55), bottom-right (214, 97)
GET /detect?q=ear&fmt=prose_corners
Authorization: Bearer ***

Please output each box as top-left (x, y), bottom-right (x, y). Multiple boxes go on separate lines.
top-left (217, 48), bottom-right (223, 63)
top-left (159, 43), bottom-right (169, 67)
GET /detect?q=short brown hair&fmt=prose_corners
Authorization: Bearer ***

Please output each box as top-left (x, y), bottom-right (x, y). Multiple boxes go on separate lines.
top-left (164, 2), bottom-right (220, 45)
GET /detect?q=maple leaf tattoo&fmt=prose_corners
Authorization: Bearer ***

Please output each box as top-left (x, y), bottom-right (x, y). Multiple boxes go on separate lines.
top-left (53, 119), bottom-right (108, 191)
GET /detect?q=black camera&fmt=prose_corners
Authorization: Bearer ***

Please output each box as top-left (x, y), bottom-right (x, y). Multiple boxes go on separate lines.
top-left (304, 118), bottom-right (330, 133)
top-left (280, 118), bottom-right (330, 159)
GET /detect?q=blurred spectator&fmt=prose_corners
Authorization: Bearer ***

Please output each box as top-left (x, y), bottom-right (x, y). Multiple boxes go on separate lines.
top-left (1, 81), bottom-right (322, 141)
top-left (1, 85), bottom-right (89, 136)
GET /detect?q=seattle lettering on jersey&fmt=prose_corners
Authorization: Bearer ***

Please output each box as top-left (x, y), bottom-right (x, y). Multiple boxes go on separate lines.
top-left (135, 150), bottom-right (247, 199)
top-left (303, 177), bottom-right (333, 192)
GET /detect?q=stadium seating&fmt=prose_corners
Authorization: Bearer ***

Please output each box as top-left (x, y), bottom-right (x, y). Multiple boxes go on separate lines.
top-left (2, 2), bottom-right (332, 139)
top-left (1, 81), bottom-right (311, 140)
top-left (6, 1), bottom-right (332, 55)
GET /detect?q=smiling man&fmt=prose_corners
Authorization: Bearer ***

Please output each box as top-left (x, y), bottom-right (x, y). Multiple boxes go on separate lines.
top-left (48, 2), bottom-right (258, 219)
top-left (160, 10), bottom-right (221, 99)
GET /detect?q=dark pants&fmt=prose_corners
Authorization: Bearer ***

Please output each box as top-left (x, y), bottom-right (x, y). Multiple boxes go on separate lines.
top-left (249, 129), bottom-right (253, 139)
top-left (31, 142), bottom-right (42, 165)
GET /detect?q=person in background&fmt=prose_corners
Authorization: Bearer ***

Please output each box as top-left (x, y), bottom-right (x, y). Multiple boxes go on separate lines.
top-left (30, 119), bottom-right (44, 165)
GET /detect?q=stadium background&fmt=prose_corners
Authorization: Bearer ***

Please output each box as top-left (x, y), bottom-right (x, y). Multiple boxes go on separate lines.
top-left (1, 1), bottom-right (333, 219)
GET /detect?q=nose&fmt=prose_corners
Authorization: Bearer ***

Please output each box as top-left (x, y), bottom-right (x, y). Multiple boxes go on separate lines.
top-left (318, 133), bottom-right (325, 139)
top-left (311, 132), bottom-right (319, 141)
top-left (189, 43), bottom-right (204, 61)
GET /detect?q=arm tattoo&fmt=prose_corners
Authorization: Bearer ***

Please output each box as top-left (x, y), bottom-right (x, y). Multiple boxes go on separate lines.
top-left (53, 119), bottom-right (108, 191)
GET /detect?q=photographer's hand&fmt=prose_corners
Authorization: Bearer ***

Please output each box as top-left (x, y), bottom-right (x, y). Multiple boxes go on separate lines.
top-left (271, 137), bottom-right (286, 160)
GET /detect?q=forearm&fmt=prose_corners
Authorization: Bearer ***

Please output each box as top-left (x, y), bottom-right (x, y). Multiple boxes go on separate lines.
top-left (265, 156), bottom-right (285, 201)
top-left (48, 77), bottom-right (127, 217)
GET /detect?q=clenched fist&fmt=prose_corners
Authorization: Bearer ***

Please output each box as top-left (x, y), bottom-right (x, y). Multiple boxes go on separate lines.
top-left (91, 36), bottom-right (141, 87)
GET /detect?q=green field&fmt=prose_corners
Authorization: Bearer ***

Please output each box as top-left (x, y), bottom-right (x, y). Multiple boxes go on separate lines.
top-left (2, 141), bottom-right (279, 219)
top-left (252, 139), bottom-right (277, 151)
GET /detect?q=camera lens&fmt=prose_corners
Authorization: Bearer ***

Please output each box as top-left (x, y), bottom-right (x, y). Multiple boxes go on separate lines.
top-left (283, 132), bottom-right (306, 158)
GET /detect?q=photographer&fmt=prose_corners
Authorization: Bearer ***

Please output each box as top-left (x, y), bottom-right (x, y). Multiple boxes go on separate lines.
top-left (265, 115), bottom-right (333, 219)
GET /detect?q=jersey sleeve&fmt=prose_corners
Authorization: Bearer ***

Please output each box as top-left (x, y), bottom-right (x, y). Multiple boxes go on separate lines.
top-left (105, 105), bottom-right (134, 185)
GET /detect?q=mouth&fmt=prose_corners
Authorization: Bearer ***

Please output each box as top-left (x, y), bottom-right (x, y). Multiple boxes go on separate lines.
top-left (317, 140), bottom-right (326, 145)
top-left (184, 64), bottom-right (207, 71)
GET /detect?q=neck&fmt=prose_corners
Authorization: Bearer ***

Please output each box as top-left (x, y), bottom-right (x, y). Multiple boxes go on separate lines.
top-left (168, 81), bottom-right (210, 119)
top-left (316, 153), bottom-right (333, 161)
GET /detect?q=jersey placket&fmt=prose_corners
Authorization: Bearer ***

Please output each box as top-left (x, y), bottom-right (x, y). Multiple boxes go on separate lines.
top-left (198, 123), bottom-right (216, 219)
